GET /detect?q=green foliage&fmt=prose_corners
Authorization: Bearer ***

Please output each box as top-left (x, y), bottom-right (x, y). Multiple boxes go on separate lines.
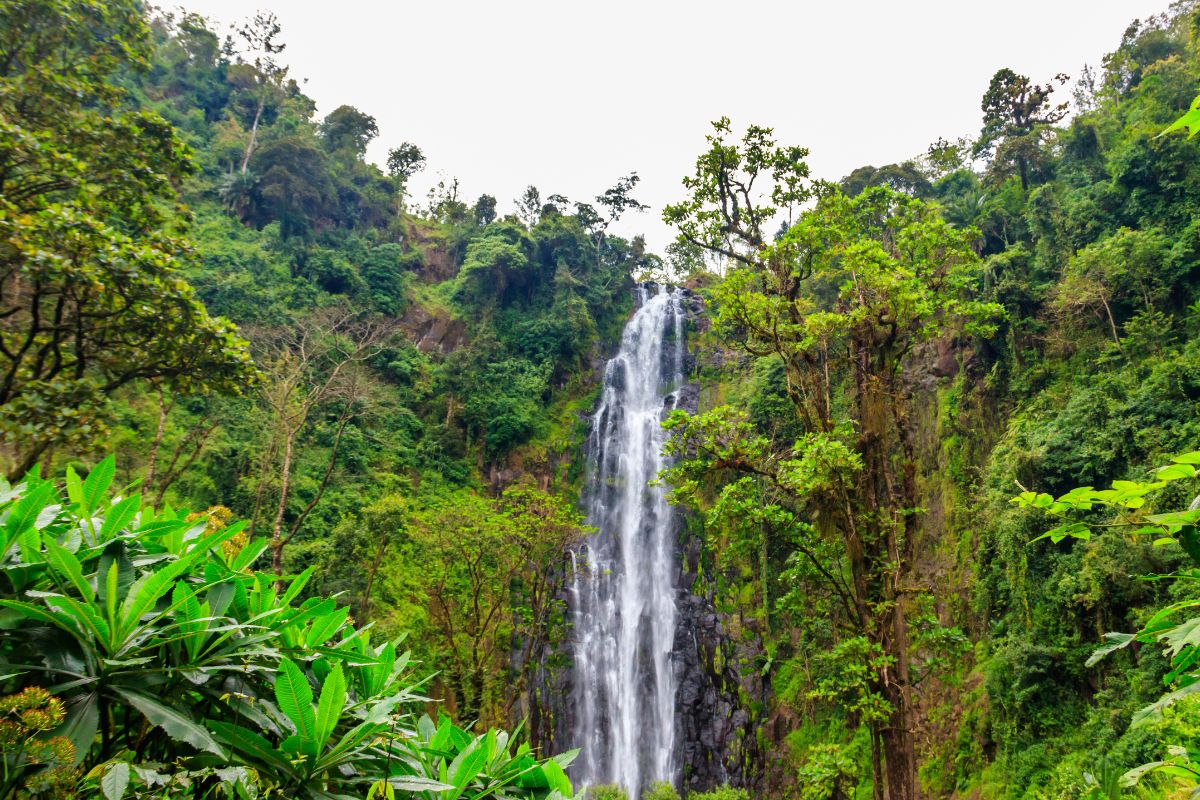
top-left (642, 781), bottom-right (682, 800)
top-left (0, 458), bottom-right (576, 798)
top-left (975, 68), bottom-right (1070, 189)
top-left (397, 482), bottom-right (585, 725)
top-left (796, 744), bottom-right (858, 800)
top-left (663, 116), bottom-right (812, 261)
top-left (685, 787), bottom-right (749, 800)
top-left (664, 135), bottom-right (1002, 797)
top-left (0, 0), bottom-right (257, 476)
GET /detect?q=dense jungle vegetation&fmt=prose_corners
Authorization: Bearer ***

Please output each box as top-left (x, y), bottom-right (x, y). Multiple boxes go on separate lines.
top-left (3, 1), bottom-right (1200, 799)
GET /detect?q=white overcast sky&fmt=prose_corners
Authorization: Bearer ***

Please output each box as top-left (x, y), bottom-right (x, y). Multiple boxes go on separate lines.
top-left (179, 0), bottom-right (1172, 252)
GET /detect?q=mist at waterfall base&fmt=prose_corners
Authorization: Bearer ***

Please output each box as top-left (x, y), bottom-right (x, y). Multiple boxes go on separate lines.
top-left (569, 284), bottom-right (687, 798)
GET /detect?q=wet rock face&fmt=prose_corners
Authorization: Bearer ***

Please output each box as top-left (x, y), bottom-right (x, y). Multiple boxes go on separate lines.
top-left (672, 526), bottom-right (767, 794)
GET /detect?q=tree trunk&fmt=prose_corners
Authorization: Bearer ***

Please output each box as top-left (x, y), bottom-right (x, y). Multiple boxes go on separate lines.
top-left (8, 440), bottom-right (49, 482)
top-left (359, 535), bottom-right (388, 621)
top-left (1100, 295), bottom-right (1122, 349)
top-left (880, 675), bottom-right (917, 800)
top-left (144, 386), bottom-right (168, 498)
top-left (240, 96), bottom-right (265, 174)
top-left (270, 429), bottom-right (295, 576)
top-left (870, 727), bottom-right (885, 800)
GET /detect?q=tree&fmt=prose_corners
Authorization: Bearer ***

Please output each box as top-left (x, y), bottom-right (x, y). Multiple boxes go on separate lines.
top-left (230, 11), bottom-right (288, 174)
top-left (386, 142), bottom-right (426, 181)
top-left (516, 185), bottom-right (543, 227)
top-left (248, 137), bottom-right (337, 237)
top-left (0, 0), bottom-right (256, 478)
top-left (321, 104), bottom-right (379, 156)
top-left (975, 68), bottom-right (1070, 190)
top-left (1052, 227), bottom-right (1172, 349)
top-left (386, 141), bottom-right (426, 210)
top-left (499, 484), bottom-right (587, 745)
top-left (403, 483), bottom-right (584, 727)
top-left (840, 162), bottom-right (932, 198)
top-left (576, 173), bottom-right (648, 266)
top-left (474, 194), bottom-right (499, 226)
top-left (453, 223), bottom-right (536, 310)
top-left (663, 117), bottom-right (812, 269)
top-left (663, 120), bottom-right (1001, 800)
top-left (246, 308), bottom-right (393, 575)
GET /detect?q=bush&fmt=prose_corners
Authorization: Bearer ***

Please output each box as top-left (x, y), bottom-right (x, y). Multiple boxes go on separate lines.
top-left (586, 785), bottom-right (630, 800)
top-left (644, 782), bottom-right (682, 800)
top-left (687, 786), bottom-right (750, 800)
top-left (0, 456), bottom-right (576, 798)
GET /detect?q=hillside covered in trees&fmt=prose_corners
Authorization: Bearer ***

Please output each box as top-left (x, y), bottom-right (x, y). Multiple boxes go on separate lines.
top-left (3, 2), bottom-right (1200, 800)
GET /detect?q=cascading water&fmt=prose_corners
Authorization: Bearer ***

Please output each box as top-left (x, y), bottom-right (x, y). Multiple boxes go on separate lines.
top-left (570, 284), bottom-right (686, 798)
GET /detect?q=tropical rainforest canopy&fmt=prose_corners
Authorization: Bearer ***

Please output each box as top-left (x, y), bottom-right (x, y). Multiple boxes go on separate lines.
top-left (2, 2), bottom-right (1200, 799)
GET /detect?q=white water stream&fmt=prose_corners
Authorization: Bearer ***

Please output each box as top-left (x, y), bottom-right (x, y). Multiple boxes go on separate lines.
top-left (570, 284), bottom-right (686, 798)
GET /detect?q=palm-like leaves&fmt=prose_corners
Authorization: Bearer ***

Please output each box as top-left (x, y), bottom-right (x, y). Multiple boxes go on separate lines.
top-left (0, 458), bottom-right (574, 799)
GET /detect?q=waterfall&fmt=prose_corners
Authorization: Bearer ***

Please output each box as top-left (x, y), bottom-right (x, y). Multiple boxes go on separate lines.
top-left (570, 283), bottom-right (686, 798)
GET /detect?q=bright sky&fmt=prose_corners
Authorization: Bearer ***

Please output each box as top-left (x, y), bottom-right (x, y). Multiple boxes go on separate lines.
top-left (181, 0), bottom-right (1173, 253)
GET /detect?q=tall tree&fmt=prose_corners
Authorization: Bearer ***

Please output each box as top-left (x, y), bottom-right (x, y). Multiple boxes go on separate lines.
top-left (321, 105), bottom-right (379, 156)
top-left (975, 68), bottom-right (1070, 190)
top-left (403, 483), bottom-right (583, 727)
top-left (473, 194), bottom-right (498, 226)
top-left (230, 11), bottom-right (288, 174)
top-left (575, 172), bottom-right (648, 266)
top-left (515, 185), bottom-right (542, 227)
top-left (246, 307), bottom-right (393, 575)
top-left (0, 0), bottom-right (256, 478)
top-left (386, 142), bottom-right (425, 210)
top-left (664, 119), bottom-right (1001, 800)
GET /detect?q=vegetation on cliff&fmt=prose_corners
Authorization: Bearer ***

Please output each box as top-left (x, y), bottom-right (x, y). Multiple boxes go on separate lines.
top-left (4, 1), bottom-right (1200, 799)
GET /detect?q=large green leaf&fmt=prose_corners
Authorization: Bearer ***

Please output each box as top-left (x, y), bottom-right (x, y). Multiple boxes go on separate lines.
top-left (1161, 94), bottom-right (1200, 139)
top-left (0, 599), bottom-right (84, 637)
top-left (56, 691), bottom-right (99, 766)
top-left (274, 656), bottom-right (316, 741)
top-left (211, 720), bottom-right (295, 775)
top-left (281, 566), bottom-right (316, 606)
top-left (447, 744), bottom-right (488, 799)
top-left (1085, 632), bottom-right (1135, 667)
top-left (4, 480), bottom-right (54, 547)
top-left (315, 662), bottom-right (347, 751)
top-left (81, 456), bottom-right (116, 516)
top-left (1131, 680), bottom-right (1200, 728)
top-left (45, 595), bottom-right (112, 648)
top-left (1159, 616), bottom-right (1200, 658)
top-left (101, 761), bottom-right (130, 800)
top-left (97, 541), bottom-right (135, 608)
top-left (305, 606), bottom-right (349, 649)
top-left (388, 776), bottom-right (455, 792)
top-left (114, 687), bottom-right (225, 756)
top-left (98, 495), bottom-right (141, 542)
top-left (44, 537), bottom-right (96, 602)
top-left (538, 759), bottom-right (573, 796)
top-left (65, 465), bottom-right (83, 509)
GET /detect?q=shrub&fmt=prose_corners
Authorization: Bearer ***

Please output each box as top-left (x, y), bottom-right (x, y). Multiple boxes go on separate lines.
top-left (687, 786), bottom-right (750, 800)
top-left (0, 456), bottom-right (575, 798)
top-left (644, 782), bottom-right (682, 800)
